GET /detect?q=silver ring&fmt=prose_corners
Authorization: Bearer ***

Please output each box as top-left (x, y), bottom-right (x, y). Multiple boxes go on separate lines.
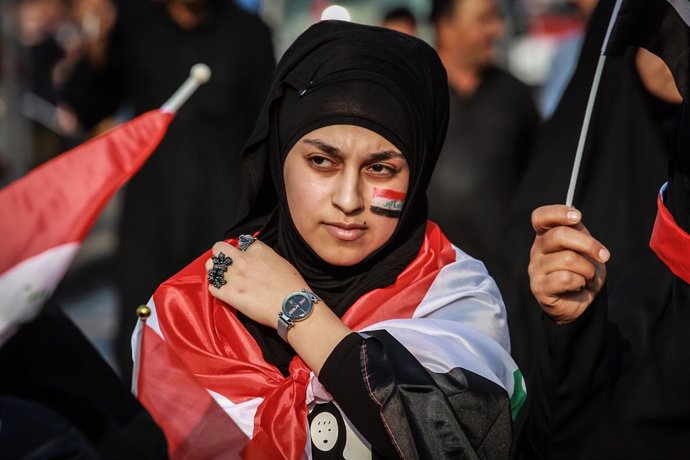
top-left (208, 252), bottom-right (232, 288)
top-left (238, 234), bottom-right (257, 252)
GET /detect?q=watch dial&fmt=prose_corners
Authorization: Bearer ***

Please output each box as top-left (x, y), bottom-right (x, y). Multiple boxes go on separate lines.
top-left (284, 293), bottom-right (312, 320)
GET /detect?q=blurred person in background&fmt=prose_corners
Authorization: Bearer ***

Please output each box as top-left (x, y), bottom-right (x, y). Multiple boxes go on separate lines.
top-left (14, 0), bottom-right (80, 167)
top-left (381, 6), bottom-right (418, 36)
top-left (540, 0), bottom-right (599, 118)
top-left (426, 0), bottom-right (540, 277)
top-left (56, 0), bottom-right (275, 382)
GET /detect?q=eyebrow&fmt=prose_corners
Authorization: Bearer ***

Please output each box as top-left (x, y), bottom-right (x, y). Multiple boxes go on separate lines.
top-left (302, 138), bottom-right (404, 162)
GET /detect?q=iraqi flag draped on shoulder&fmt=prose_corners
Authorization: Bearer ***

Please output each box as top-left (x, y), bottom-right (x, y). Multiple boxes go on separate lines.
top-left (133, 222), bottom-right (524, 459)
top-left (0, 109), bottom-right (173, 346)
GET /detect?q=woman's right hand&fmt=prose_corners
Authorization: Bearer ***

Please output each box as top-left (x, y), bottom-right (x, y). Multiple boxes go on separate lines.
top-left (528, 205), bottom-right (609, 324)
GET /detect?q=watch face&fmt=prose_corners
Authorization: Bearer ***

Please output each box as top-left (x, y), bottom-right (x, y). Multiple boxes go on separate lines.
top-left (283, 292), bottom-right (313, 320)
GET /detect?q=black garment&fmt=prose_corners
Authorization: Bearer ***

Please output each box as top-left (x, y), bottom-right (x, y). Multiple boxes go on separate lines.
top-left (320, 332), bottom-right (512, 459)
top-left (521, 250), bottom-right (690, 459)
top-left (0, 302), bottom-right (168, 460)
top-left (427, 67), bottom-right (539, 274)
top-left (519, 60), bottom-right (690, 460)
top-left (495, 0), bottom-right (679, 376)
top-left (58, 1), bottom-right (275, 381)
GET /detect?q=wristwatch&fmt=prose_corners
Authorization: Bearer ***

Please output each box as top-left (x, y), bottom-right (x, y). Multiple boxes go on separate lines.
top-left (277, 289), bottom-right (320, 341)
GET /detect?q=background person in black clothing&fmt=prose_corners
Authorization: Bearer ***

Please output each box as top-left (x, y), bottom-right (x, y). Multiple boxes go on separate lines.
top-left (427, 0), bottom-right (540, 276)
top-left (495, 0), bottom-right (682, 376)
top-left (521, 61), bottom-right (688, 460)
top-left (57, 0), bottom-right (275, 382)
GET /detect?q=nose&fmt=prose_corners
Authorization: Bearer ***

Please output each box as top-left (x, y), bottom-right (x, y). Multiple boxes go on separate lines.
top-left (332, 169), bottom-right (365, 216)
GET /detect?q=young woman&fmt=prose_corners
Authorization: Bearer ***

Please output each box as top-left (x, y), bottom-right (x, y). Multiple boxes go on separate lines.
top-left (135, 20), bottom-right (523, 459)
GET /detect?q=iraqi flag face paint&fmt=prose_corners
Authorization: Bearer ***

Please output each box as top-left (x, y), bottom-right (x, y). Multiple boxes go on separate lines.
top-left (370, 187), bottom-right (406, 218)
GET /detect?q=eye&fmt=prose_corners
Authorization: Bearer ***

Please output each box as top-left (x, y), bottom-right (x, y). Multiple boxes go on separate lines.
top-left (307, 155), bottom-right (337, 171)
top-left (366, 163), bottom-right (397, 177)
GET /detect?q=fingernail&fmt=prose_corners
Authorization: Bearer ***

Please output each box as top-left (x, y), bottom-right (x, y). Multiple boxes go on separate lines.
top-left (567, 210), bottom-right (581, 222)
top-left (599, 248), bottom-right (610, 262)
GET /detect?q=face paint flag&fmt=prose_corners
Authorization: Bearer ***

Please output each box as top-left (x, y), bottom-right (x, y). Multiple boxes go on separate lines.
top-left (0, 109), bottom-right (173, 346)
top-left (370, 187), bottom-right (406, 217)
top-left (603, 0), bottom-right (689, 99)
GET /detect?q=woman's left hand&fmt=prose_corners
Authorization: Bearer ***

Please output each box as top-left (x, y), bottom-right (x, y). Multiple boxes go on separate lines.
top-left (205, 239), bottom-right (309, 328)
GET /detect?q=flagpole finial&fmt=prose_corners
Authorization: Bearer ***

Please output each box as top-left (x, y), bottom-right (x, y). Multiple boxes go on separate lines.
top-left (161, 63), bottom-right (212, 113)
top-left (136, 305), bottom-right (151, 320)
top-left (191, 63), bottom-right (211, 85)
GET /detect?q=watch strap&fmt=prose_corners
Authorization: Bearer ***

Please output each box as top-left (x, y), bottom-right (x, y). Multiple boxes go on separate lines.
top-left (277, 312), bottom-right (292, 341)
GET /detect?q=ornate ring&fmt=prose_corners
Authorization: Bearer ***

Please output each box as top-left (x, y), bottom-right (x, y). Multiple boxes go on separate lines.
top-left (208, 252), bottom-right (232, 289)
top-left (239, 234), bottom-right (257, 252)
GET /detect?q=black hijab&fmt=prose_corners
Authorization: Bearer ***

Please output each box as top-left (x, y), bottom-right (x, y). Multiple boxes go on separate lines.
top-left (226, 20), bottom-right (449, 372)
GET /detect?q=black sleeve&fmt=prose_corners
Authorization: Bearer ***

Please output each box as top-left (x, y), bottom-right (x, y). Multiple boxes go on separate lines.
top-left (319, 333), bottom-right (399, 458)
top-left (519, 289), bottom-right (623, 460)
top-left (320, 331), bottom-right (513, 459)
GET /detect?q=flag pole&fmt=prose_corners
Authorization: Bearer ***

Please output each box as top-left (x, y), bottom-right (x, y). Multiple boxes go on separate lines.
top-left (161, 63), bottom-right (212, 113)
top-left (565, 0), bottom-right (624, 206)
top-left (565, 55), bottom-right (607, 206)
top-left (131, 304), bottom-right (151, 396)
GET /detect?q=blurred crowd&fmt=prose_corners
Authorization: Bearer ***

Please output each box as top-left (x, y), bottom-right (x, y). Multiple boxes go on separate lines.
top-left (0, 0), bottom-right (681, 384)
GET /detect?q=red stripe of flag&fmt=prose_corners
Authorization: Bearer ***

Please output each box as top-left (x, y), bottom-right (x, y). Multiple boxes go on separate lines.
top-left (0, 110), bottom-right (173, 276)
top-left (138, 325), bottom-right (249, 459)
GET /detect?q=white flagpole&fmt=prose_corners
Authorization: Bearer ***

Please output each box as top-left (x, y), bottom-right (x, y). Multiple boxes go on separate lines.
top-left (161, 63), bottom-right (212, 113)
top-left (565, 0), bottom-right (624, 206)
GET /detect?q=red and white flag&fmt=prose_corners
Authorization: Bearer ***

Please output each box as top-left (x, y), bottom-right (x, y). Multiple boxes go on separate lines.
top-left (0, 109), bottom-right (173, 345)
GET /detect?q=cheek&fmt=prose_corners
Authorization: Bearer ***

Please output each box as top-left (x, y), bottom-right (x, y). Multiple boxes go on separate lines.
top-left (285, 173), bottom-right (327, 229)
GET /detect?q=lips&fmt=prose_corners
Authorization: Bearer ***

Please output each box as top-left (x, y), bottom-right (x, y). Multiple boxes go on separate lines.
top-left (323, 222), bottom-right (367, 241)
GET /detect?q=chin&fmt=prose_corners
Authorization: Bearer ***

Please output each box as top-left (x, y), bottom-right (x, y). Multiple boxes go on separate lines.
top-left (317, 247), bottom-right (368, 267)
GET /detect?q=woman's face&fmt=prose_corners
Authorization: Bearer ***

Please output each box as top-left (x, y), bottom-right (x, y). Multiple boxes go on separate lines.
top-left (284, 124), bottom-right (410, 266)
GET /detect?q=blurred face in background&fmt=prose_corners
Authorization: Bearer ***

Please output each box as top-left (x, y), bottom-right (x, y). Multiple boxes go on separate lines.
top-left (165, 0), bottom-right (210, 29)
top-left (382, 18), bottom-right (417, 36)
top-left (437, 0), bottom-right (505, 69)
top-left (571, 0), bottom-right (599, 19)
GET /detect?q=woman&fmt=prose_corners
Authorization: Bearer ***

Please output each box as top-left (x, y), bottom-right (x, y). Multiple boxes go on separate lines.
top-left (134, 20), bottom-right (523, 459)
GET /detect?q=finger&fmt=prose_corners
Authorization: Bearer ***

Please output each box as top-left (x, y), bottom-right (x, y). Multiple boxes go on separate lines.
top-left (539, 226), bottom-right (610, 263)
top-left (534, 270), bottom-right (588, 298)
top-left (538, 250), bottom-right (597, 281)
top-left (532, 205), bottom-right (582, 235)
top-left (212, 240), bottom-right (240, 257)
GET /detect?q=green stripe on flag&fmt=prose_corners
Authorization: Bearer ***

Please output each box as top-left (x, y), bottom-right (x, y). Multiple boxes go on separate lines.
top-left (510, 369), bottom-right (527, 421)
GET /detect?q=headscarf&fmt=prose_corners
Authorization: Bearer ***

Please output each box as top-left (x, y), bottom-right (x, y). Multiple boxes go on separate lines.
top-left (227, 20), bottom-right (449, 371)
